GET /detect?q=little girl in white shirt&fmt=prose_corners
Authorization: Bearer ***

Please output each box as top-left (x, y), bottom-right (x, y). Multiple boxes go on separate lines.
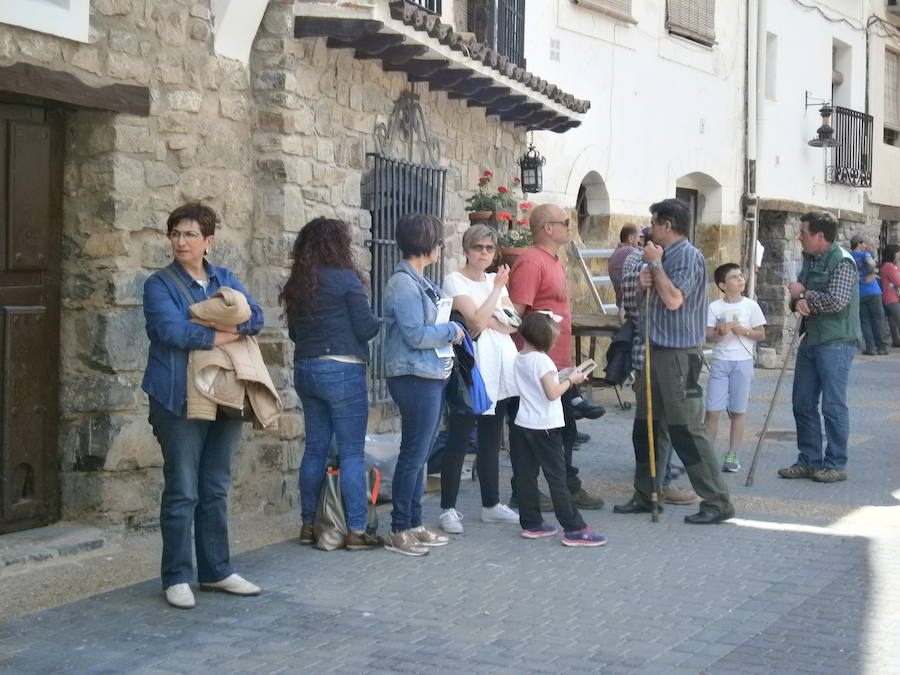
top-left (511, 312), bottom-right (607, 547)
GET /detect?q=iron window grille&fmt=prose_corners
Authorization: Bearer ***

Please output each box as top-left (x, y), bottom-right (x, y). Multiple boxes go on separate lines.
top-left (467, 0), bottom-right (526, 68)
top-left (410, 0), bottom-right (442, 14)
top-left (365, 153), bottom-right (447, 403)
top-left (826, 106), bottom-right (873, 188)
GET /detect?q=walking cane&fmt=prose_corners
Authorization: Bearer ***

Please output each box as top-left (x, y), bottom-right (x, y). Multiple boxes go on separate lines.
top-left (644, 291), bottom-right (660, 522)
top-left (745, 315), bottom-right (804, 487)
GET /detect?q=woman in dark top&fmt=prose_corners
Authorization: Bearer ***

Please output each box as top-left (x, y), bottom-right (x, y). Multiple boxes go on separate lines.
top-left (280, 217), bottom-right (381, 549)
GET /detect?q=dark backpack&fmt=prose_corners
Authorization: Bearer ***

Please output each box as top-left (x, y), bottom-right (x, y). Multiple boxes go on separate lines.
top-left (603, 320), bottom-right (635, 386)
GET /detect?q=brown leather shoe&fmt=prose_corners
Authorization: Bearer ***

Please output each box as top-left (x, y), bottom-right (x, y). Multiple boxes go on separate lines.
top-left (299, 523), bottom-right (315, 545)
top-left (777, 464), bottom-right (814, 479)
top-left (346, 530), bottom-right (382, 550)
top-left (571, 488), bottom-right (604, 510)
top-left (811, 468), bottom-right (847, 483)
top-left (663, 484), bottom-right (700, 505)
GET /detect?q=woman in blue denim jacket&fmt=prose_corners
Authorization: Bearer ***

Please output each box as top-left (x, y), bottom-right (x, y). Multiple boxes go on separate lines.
top-left (382, 213), bottom-right (464, 556)
top-left (280, 217), bottom-right (381, 551)
top-left (142, 203), bottom-right (264, 610)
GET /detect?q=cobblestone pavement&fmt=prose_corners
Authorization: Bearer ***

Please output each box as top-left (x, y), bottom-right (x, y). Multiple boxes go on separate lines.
top-left (1, 351), bottom-right (899, 674)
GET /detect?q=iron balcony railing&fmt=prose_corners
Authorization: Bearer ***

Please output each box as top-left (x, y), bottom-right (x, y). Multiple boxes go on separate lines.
top-left (410, 0), bottom-right (442, 14)
top-left (826, 106), bottom-right (873, 188)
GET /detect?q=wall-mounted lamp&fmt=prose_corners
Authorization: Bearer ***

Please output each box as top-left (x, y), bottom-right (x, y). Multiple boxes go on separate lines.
top-left (805, 91), bottom-right (839, 148)
top-left (518, 133), bottom-right (546, 194)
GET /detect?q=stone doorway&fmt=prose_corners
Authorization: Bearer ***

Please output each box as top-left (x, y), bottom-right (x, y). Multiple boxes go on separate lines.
top-left (0, 100), bottom-right (63, 534)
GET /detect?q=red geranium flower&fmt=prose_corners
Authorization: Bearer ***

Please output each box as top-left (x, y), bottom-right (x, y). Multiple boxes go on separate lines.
top-left (483, 170), bottom-right (493, 177)
top-left (496, 211), bottom-right (514, 221)
top-left (517, 218), bottom-right (529, 225)
top-left (513, 177), bottom-right (521, 183)
top-left (498, 186), bottom-right (509, 193)
top-left (478, 177), bottom-right (488, 184)
top-left (520, 202), bottom-right (533, 208)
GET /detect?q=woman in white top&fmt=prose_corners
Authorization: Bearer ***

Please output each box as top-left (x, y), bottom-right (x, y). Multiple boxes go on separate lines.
top-left (438, 225), bottom-right (520, 533)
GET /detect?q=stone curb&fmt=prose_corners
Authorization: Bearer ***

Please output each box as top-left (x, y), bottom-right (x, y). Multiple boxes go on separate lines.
top-left (0, 524), bottom-right (109, 571)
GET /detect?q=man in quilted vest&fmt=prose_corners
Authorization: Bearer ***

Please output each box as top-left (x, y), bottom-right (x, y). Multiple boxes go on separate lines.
top-left (781, 211), bottom-right (860, 483)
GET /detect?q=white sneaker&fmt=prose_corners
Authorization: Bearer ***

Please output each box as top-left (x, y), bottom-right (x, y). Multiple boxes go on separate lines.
top-left (164, 583), bottom-right (195, 609)
top-left (439, 508), bottom-right (464, 534)
top-left (199, 573), bottom-right (261, 596)
top-left (481, 503), bottom-right (520, 524)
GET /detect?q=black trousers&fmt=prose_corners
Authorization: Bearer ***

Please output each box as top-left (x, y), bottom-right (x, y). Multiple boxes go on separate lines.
top-left (440, 399), bottom-right (510, 509)
top-left (507, 395), bottom-right (582, 498)
top-left (510, 425), bottom-right (586, 532)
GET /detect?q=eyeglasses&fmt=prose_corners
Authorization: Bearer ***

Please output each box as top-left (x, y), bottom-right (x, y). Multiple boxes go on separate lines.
top-left (468, 244), bottom-right (497, 253)
top-left (546, 220), bottom-right (570, 229)
top-left (167, 230), bottom-right (204, 241)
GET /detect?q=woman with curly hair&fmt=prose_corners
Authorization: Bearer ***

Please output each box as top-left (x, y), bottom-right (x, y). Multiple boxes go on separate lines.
top-left (280, 217), bottom-right (381, 550)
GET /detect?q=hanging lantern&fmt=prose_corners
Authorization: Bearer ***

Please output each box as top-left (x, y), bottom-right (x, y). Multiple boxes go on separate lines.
top-left (808, 104), bottom-right (839, 148)
top-left (517, 135), bottom-right (546, 194)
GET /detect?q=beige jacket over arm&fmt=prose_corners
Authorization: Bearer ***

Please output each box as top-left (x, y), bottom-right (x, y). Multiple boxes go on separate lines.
top-left (185, 288), bottom-right (282, 429)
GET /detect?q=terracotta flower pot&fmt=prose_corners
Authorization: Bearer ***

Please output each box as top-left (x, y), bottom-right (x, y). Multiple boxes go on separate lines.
top-left (499, 246), bottom-right (529, 267)
top-left (468, 211), bottom-right (495, 226)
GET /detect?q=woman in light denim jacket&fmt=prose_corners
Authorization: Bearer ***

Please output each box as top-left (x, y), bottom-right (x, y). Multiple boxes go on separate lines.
top-left (382, 213), bottom-right (463, 556)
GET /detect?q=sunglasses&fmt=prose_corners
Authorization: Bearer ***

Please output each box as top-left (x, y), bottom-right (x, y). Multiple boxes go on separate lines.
top-left (468, 244), bottom-right (497, 253)
top-left (546, 220), bottom-right (570, 229)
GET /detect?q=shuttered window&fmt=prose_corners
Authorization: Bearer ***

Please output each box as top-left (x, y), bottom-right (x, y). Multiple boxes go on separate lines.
top-left (885, 49), bottom-right (900, 130)
top-left (666, 0), bottom-right (715, 46)
top-left (569, 0), bottom-right (635, 24)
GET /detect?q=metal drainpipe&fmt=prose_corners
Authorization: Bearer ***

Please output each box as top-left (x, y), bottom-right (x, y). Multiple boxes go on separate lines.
top-left (745, 0), bottom-right (761, 299)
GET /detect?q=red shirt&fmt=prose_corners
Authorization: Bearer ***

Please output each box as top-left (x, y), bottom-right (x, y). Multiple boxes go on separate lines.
top-left (508, 245), bottom-right (572, 368)
top-left (882, 262), bottom-right (900, 305)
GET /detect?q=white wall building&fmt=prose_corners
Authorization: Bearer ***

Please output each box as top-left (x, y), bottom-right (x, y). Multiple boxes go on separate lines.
top-left (868, 0), bottom-right (900, 216)
top-left (752, 0), bottom-right (869, 215)
top-left (522, 0), bottom-right (900, 348)
top-left (524, 0), bottom-right (747, 258)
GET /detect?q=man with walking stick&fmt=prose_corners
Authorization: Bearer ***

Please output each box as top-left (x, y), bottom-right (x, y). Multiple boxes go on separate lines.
top-left (613, 199), bottom-right (735, 524)
top-left (779, 211), bottom-right (859, 483)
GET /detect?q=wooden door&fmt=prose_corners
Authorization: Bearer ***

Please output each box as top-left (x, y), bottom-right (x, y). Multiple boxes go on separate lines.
top-left (0, 102), bottom-right (63, 534)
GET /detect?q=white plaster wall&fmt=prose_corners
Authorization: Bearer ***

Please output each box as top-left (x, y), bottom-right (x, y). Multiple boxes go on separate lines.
top-left (867, 5), bottom-right (900, 208)
top-left (754, 0), bottom-right (869, 211)
top-left (0, 0), bottom-right (89, 43)
top-left (523, 0), bottom-right (746, 224)
top-left (211, 0), bottom-right (269, 64)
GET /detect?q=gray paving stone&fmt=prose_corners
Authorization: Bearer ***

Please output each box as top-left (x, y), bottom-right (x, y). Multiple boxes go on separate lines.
top-left (3, 355), bottom-right (900, 673)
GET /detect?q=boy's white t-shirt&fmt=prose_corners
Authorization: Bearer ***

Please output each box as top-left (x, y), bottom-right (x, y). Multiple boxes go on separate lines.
top-left (513, 351), bottom-right (565, 430)
top-left (707, 297), bottom-right (767, 361)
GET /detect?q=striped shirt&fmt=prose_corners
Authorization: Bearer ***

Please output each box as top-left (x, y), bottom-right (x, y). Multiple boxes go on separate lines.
top-left (644, 237), bottom-right (708, 348)
top-left (620, 248), bottom-right (645, 371)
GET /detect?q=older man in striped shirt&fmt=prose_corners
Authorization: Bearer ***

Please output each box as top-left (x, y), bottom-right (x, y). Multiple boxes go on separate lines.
top-left (613, 199), bottom-right (734, 524)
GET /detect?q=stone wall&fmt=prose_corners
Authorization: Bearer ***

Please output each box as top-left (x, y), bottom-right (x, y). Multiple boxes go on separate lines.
top-left (1, 0), bottom-right (527, 527)
top-left (756, 200), bottom-right (898, 360)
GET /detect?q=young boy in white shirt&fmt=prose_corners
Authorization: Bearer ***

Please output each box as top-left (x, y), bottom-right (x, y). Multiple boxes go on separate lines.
top-left (705, 264), bottom-right (767, 472)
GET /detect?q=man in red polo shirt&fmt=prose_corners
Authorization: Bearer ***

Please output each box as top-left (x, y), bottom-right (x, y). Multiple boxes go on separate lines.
top-left (508, 203), bottom-right (606, 510)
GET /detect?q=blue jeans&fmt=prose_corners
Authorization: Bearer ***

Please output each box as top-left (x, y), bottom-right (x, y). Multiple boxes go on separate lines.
top-left (859, 293), bottom-right (887, 351)
top-left (792, 339), bottom-right (855, 470)
top-left (148, 397), bottom-right (243, 588)
top-left (294, 359), bottom-right (369, 531)
top-left (387, 375), bottom-right (446, 532)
